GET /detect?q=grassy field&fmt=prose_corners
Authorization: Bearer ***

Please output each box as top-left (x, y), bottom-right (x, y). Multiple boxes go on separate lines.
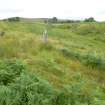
top-left (0, 21), bottom-right (105, 104)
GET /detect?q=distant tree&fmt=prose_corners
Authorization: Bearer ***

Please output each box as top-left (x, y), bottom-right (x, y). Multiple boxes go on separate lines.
top-left (44, 20), bottom-right (47, 23)
top-left (15, 17), bottom-right (20, 21)
top-left (53, 17), bottom-right (57, 22)
top-left (51, 17), bottom-right (58, 23)
top-left (84, 17), bottom-right (95, 22)
top-left (8, 17), bottom-right (20, 22)
top-left (8, 18), bottom-right (12, 22)
top-left (57, 19), bottom-right (81, 23)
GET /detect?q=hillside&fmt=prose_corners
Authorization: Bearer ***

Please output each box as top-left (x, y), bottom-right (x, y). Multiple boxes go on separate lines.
top-left (2, 17), bottom-right (50, 22)
top-left (0, 21), bottom-right (105, 104)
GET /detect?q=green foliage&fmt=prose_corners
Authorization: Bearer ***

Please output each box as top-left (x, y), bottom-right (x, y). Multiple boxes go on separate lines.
top-left (0, 60), bottom-right (105, 105)
top-left (53, 24), bottom-right (71, 29)
top-left (0, 59), bottom-right (26, 85)
top-left (61, 48), bottom-right (105, 70)
top-left (39, 43), bottom-right (54, 51)
top-left (60, 48), bottom-right (80, 60)
top-left (75, 24), bottom-right (99, 35)
top-left (83, 53), bottom-right (105, 69)
top-left (55, 74), bottom-right (105, 105)
top-left (9, 74), bottom-right (55, 105)
top-left (84, 17), bottom-right (96, 22)
top-left (0, 59), bottom-right (56, 105)
top-left (48, 17), bottom-right (58, 23)
top-left (8, 17), bottom-right (20, 22)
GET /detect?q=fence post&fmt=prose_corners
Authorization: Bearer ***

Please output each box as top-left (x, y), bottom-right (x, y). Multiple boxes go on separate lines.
top-left (43, 29), bottom-right (48, 43)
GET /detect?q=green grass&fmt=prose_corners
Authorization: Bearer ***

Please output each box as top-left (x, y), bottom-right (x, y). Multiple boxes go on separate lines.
top-left (0, 59), bottom-right (105, 105)
top-left (0, 21), bottom-right (105, 104)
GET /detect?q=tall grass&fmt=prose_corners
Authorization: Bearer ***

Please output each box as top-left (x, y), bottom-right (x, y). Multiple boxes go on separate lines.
top-left (0, 59), bottom-right (105, 105)
top-left (0, 21), bottom-right (105, 104)
top-left (61, 48), bottom-right (105, 70)
top-left (0, 60), bottom-right (105, 105)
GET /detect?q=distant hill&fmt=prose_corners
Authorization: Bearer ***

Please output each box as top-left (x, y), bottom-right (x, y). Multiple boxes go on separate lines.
top-left (20, 17), bottom-right (50, 22)
top-left (1, 17), bottom-right (50, 22)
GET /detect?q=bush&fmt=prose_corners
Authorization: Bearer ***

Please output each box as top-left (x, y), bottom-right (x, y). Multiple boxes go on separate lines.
top-left (84, 17), bottom-right (96, 22)
top-left (0, 73), bottom-right (56, 105)
top-left (0, 59), bottom-right (26, 85)
top-left (0, 59), bottom-right (56, 105)
top-left (8, 73), bottom-right (55, 105)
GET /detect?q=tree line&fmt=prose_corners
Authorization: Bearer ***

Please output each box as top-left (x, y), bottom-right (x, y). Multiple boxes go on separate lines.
top-left (45, 17), bottom-right (96, 23)
top-left (3, 17), bottom-right (20, 22)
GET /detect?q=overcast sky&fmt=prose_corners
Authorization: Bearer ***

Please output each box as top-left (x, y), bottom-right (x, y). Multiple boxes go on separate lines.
top-left (0, 0), bottom-right (105, 21)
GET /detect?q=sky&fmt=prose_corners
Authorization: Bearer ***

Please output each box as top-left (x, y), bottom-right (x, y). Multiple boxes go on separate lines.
top-left (0, 0), bottom-right (105, 21)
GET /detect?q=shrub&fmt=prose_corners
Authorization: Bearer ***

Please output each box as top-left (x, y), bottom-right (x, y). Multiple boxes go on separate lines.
top-left (8, 73), bottom-right (56, 105)
top-left (0, 59), bottom-right (26, 85)
top-left (84, 17), bottom-right (96, 22)
top-left (0, 73), bottom-right (56, 105)
top-left (0, 59), bottom-right (56, 105)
